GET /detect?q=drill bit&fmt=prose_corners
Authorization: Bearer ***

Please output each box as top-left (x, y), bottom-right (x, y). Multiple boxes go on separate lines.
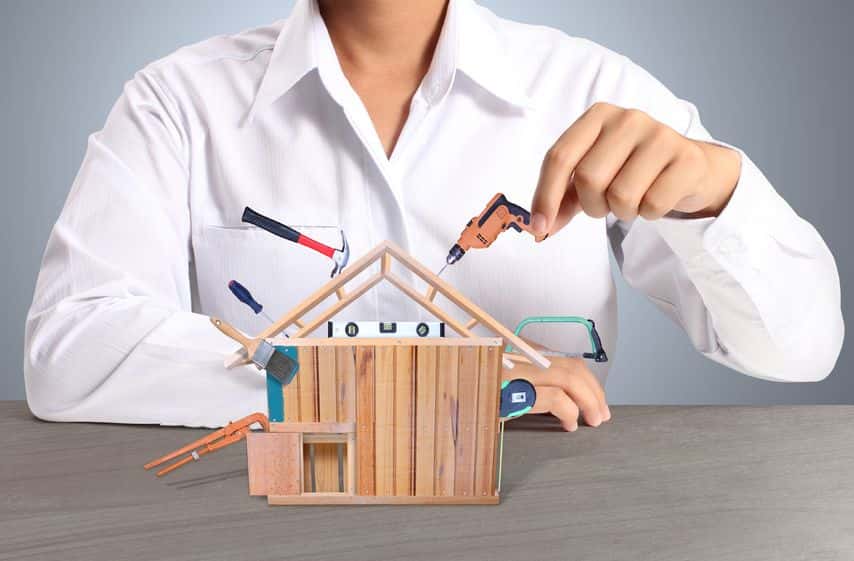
top-left (437, 244), bottom-right (464, 277)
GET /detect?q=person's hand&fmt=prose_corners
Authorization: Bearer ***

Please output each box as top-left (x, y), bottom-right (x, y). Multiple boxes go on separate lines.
top-left (530, 102), bottom-right (742, 237)
top-left (503, 356), bottom-right (610, 432)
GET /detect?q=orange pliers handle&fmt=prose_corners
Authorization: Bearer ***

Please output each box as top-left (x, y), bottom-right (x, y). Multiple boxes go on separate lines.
top-left (144, 412), bottom-right (270, 477)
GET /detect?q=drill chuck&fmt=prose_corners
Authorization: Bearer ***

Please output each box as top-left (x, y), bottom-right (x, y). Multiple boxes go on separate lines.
top-left (446, 244), bottom-right (466, 266)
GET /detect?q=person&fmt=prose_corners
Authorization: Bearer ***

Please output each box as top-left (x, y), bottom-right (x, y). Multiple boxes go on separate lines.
top-left (24, 0), bottom-right (843, 429)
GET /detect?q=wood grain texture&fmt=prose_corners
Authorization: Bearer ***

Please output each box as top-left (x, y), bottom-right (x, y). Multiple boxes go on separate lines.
top-left (270, 422), bottom-right (355, 434)
top-left (414, 346), bottom-right (438, 496)
top-left (313, 348), bottom-right (341, 491)
top-left (355, 346), bottom-right (375, 496)
top-left (434, 346), bottom-right (458, 497)
top-left (267, 494), bottom-right (500, 506)
top-left (313, 443), bottom-right (340, 493)
top-left (347, 431), bottom-right (356, 495)
top-left (297, 347), bottom-right (317, 422)
top-left (317, 347), bottom-right (337, 422)
top-left (246, 432), bottom-right (301, 496)
top-left (283, 354), bottom-right (300, 423)
top-left (475, 346), bottom-right (501, 497)
top-left (336, 346), bottom-right (357, 423)
top-left (373, 346), bottom-right (396, 496)
top-left (4, 403), bottom-right (854, 561)
top-left (453, 346), bottom-right (479, 497)
top-left (394, 346), bottom-right (415, 496)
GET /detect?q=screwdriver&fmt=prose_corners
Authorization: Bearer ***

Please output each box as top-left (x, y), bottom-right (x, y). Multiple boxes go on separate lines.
top-left (228, 280), bottom-right (276, 324)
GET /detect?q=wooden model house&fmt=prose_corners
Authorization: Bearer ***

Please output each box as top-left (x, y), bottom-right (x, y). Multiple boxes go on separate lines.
top-left (238, 241), bottom-right (550, 505)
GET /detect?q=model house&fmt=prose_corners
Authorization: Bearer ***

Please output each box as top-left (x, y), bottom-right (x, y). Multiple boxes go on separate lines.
top-left (243, 241), bottom-right (549, 505)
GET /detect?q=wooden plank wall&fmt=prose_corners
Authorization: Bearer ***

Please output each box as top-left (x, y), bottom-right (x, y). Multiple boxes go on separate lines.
top-left (282, 343), bottom-right (501, 498)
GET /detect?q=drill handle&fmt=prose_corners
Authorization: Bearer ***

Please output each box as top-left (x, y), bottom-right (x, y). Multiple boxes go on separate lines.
top-left (499, 195), bottom-right (533, 225)
top-left (479, 194), bottom-right (529, 228)
top-left (491, 194), bottom-right (548, 242)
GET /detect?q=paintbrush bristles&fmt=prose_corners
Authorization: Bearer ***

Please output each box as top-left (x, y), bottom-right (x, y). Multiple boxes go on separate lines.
top-left (265, 351), bottom-right (299, 385)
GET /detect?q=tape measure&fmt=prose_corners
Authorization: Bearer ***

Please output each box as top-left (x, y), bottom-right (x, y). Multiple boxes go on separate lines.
top-left (499, 379), bottom-right (536, 419)
top-left (327, 321), bottom-right (445, 338)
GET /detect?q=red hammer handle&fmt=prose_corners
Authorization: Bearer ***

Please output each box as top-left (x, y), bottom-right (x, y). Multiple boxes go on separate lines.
top-left (297, 234), bottom-right (336, 258)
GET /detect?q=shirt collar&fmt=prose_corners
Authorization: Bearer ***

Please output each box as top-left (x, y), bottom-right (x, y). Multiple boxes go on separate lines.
top-left (248, 0), bottom-right (533, 124)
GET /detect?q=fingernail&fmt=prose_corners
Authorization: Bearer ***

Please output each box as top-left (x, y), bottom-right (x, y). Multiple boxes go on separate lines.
top-left (604, 407), bottom-right (612, 422)
top-left (532, 213), bottom-right (548, 236)
top-left (568, 423), bottom-right (578, 432)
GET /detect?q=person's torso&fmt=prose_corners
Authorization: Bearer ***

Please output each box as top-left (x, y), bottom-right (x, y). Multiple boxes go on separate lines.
top-left (149, 8), bottom-right (628, 379)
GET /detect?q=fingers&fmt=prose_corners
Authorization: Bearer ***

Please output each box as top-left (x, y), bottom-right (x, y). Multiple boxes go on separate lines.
top-left (533, 103), bottom-right (714, 229)
top-left (640, 144), bottom-right (705, 220)
top-left (522, 359), bottom-right (610, 428)
top-left (531, 103), bottom-right (608, 236)
top-left (573, 109), bottom-right (649, 219)
top-left (607, 129), bottom-right (674, 221)
top-left (531, 386), bottom-right (580, 432)
top-left (550, 186), bottom-right (581, 234)
top-left (574, 361), bottom-right (611, 423)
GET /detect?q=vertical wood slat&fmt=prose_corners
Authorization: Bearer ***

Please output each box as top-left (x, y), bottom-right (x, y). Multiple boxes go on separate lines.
top-left (283, 351), bottom-right (300, 422)
top-left (374, 346), bottom-right (396, 497)
top-left (356, 346), bottom-right (376, 496)
top-left (298, 347), bottom-right (318, 422)
top-left (338, 346), bottom-right (358, 495)
top-left (303, 443), bottom-right (313, 493)
top-left (475, 346), bottom-right (501, 496)
top-left (347, 431), bottom-right (356, 495)
top-left (336, 346), bottom-right (357, 423)
top-left (314, 347), bottom-right (339, 491)
top-left (435, 347), bottom-right (459, 496)
top-left (317, 347), bottom-right (337, 422)
top-left (394, 346), bottom-right (415, 496)
top-left (454, 346), bottom-right (480, 497)
top-left (313, 444), bottom-right (340, 492)
top-left (414, 347), bottom-right (438, 496)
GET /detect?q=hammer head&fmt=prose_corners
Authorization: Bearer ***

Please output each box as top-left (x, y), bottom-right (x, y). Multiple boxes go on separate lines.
top-left (330, 231), bottom-right (350, 277)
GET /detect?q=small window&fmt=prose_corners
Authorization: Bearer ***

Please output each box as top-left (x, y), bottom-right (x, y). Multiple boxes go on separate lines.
top-left (302, 434), bottom-right (350, 494)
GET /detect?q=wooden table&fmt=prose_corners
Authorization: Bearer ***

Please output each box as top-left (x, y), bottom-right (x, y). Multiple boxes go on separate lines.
top-left (2, 402), bottom-right (853, 561)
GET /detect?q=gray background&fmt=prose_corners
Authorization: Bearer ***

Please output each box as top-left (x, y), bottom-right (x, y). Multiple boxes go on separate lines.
top-left (1, 0), bottom-right (850, 403)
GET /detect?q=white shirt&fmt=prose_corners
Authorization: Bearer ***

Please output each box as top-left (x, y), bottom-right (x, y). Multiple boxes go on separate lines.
top-left (25, 0), bottom-right (843, 427)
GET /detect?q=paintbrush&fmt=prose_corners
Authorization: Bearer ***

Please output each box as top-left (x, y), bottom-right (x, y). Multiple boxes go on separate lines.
top-left (210, 317), bottom-right (299, 385)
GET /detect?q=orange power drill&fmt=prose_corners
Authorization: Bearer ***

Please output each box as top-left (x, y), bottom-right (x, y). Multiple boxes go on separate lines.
top-left (440, 193), bottom-right (548, 275)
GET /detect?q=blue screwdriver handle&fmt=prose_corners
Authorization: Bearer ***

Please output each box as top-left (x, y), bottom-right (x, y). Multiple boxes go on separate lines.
top-left (228, 280), bottom-right (263, 315)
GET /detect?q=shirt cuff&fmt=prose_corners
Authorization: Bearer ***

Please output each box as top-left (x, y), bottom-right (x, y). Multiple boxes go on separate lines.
top-left (654, 148), bottom-right (770, 265)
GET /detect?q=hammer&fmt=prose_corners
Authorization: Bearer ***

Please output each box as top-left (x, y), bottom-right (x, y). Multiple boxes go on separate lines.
top-left (242, 207), bottom-right (350, 277)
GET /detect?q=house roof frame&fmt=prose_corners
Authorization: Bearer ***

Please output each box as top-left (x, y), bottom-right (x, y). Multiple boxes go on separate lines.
top-left (225, 241), bottom-right (551, 370)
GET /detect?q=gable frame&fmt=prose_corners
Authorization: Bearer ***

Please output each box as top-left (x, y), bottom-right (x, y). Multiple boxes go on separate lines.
top-left (225, 241), bottom-right (551, 370)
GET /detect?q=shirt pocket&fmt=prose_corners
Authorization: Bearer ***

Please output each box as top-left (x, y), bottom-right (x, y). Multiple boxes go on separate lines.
top-left (192, 224), bottom-right (348, 337)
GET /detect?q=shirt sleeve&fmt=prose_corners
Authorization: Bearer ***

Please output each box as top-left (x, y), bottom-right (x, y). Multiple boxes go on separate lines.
top-left (24, 70), bottom-right (265, 427)
top-left (606, 58), bottom-right (844, 382)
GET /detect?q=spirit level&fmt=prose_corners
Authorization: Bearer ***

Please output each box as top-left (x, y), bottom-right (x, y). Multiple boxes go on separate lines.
top-left (327, 321), bottom-right (445, 338)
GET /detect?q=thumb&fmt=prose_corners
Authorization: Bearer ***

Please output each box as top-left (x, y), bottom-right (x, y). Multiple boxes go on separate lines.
top-left (530, 157), bottom-right (569, 237)
top-left (532, 180), bottom-right (581, 238)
